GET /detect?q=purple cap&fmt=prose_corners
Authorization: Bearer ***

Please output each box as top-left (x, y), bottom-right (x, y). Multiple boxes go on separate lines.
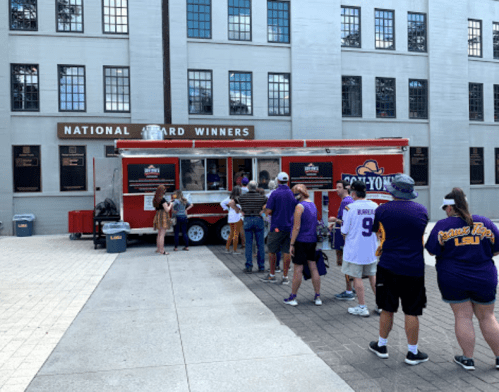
top-left (241, 177), bottom-right (249, 185)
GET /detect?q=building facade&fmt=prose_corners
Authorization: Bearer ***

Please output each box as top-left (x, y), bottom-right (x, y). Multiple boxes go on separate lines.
top-left (1, 0), bottom-right (499, 235)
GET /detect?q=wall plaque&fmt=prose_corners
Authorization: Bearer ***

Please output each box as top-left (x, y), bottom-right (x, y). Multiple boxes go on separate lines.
top-left (470, 147), bottom-right (484, 185)
top-left (60, 145), bottom-right (87, 191)
top-left (410, 147), bottom-right (429, 186)
top-left (13, 145), bottom-right (41, 192)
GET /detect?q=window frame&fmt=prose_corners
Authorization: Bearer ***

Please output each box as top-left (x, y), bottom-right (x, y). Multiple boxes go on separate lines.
top-left (268, 72), bottom-right (291, 117)
top-left (188, 69), bottom-right (213, 115)
top-left (407, 12), bottom-right (427, 53)
top-left (341, 5), bottom-right (361, 48)
top-left (375, 8), bottom-right (395, 50)
top-left (58, 65), bottom-right (86, 112)
top-left (468, 19), bottom-right (482, 58)
top-left (10, 0), bottom-right (38, 31)
top-left (342, 75), bottom-right (362, 118)
top-left (469, 82), bottom-right (484, 121)
top-left (408, 79), bottom-right (428, 120)
top-left (229, 71), bottom-right (253, 116)
top-left (11, 63), bottom-right (40, 112)
top-left (103, 66), bottom-right (131, 113)
top-left (267, 0), bottom-right (290, 44)
top-left (375, 77), bottom-right (396, 119)
top-left (228, 0), bottom-right (251, 41)
top-left (186, 0), bottom-right (212, 39)
top-left (102, 0), bottom-right (128, 35)
top-left (56, 0), bottom-right (84, 33)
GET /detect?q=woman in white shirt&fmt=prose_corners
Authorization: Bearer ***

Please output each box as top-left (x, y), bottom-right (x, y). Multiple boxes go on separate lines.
top-left (221, 186), bottom-right (245, 254)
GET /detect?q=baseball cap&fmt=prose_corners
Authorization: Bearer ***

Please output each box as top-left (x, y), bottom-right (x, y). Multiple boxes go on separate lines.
top-left (241, 177), bottom-right (249, 185)
top-left (350, 180), bottom-right (366, 193)
top-left (277, 172), bottom-right (289, 182)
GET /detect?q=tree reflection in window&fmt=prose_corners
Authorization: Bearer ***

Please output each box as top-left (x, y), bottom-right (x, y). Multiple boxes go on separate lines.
top-left (494, 85), bottom-right (499, 122)
top-left (57, 0), bottom-right (83, 32)
top-left (229, 72), bottom-right (252, 115)
top-left (408, 13), bottom-right (426, 52)
top-left (376, 77), bottom-right (396, 118)
top-left (493, 22), bottom-right (499, 60)
top-left (468, 19), bottom-right (482, 57)
top-left (342, 76), bottom-right (362, 117)
top-left (375, 9), bottom-right (395, 50)
top-left (188, 70), bottom-right (213, 114)
top-left (10, 0), bottom-right (37, 30)
top-left (341, 6), bottom-right (360, 48)
top-left (11, 64), bottom-right (39, 111)
top-left (469, 83), bottom-right (484, 121)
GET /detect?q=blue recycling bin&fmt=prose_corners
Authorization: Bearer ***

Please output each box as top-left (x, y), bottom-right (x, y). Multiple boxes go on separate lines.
top-left (13, 214), bottom-right (35, 237)
top-left (102, 222), bottom-right (131, 253)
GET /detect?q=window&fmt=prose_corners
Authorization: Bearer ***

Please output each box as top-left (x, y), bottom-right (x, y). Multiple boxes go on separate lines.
top-left (409, 79), bottom-right (428, 119)
top-left (408, 12), bottom-right (426, 52)
top-left (229, 72), bottom-right (252, 115)
top-left (207, 159), bottom-right (227, 190)
top-left (376, 78), bottom-right (396, 118)
top-left (181, 159), bottom-right (227, 191)
top-left (341, 6), bottom-right (360, 48)
top-left (11, 64), bottom-right (39, 111)
top-left (267, 1), bottom-right (290, 43)
top-left (233, 158), bottom-right (252, 186)
top-left (342, 76), bottom-right (362, 117)
top-left (103, 0), bottom-right (128, 34)
top-left (495, 148), bottom-right (499, 184)
top-left (228, 0), bottom-right (251, 41)
top-left (468, 19), bottom-right (482, 57)
top-left (57, 0), bottom-right (83, 32)
top-left (469, 83), bottom-right (483, 121)
top-left (60, 145), bottom-right (87, 191)
top-left (10, 0), bottom-right (37, 30)
top-left (375, 9), bottom-right (395, 50)
top-left (188, 70), bottom-right (213, 115)
top-left (495, 85), bottom-right (499, 122)
top-left (268, 73), bottom-right (290, 116)
top-left (104, 67), bottom-right (130, 112)
top-left (257, 158), bottom-right (280, 189)
top-left (187, 0), bottom-right (211, 38)
top-left (470, 147), bottom-right (484, 185)
top-left (494, 22), bottom-right (499, 59)
top-left (59, 66), bottom-right (85, 112)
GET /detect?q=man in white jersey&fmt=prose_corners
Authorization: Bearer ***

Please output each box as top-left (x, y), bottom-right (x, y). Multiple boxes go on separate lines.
top-left (341, 181), bottom-right (379, 317)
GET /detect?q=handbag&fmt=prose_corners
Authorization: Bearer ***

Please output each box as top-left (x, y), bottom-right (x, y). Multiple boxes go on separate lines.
top-left (302, 250), bottom-right (329, 280)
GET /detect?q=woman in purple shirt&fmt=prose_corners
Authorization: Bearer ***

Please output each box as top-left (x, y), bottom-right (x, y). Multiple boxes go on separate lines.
top-left (284, 184), bottom-right (320, 306)
top-left (426, 188), bottom-right (499, 371)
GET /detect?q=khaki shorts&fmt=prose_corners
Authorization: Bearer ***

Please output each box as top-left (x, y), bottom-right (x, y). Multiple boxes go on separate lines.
top-left (341, 261), bottom-right (377, 278)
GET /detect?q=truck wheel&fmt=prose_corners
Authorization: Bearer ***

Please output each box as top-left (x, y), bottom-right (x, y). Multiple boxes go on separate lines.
top-left (216, 221), bottom-right (231, 243)
top-left (187, 220), bottom-right (208, 246)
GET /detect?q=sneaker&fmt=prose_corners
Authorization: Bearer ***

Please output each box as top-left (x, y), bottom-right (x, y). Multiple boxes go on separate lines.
top-left (348, 305), bottom-right (370, 317)
top-left (454, 355), bottom-right (475, 370)
top-left (314, 294), bottom-right (322, 306)
top-left (243, 267), bottom-right (253, 274)
top-left (261, 274), bottom-right (277, 283)
top-left (496, 357), bottom-right (499, 369)
top-left (256, 268), bottom-right (266, 273)
top-left (405, 350), bottom-right (429, 365)
top-left (284, 294), bottom-right (298, 306)
top-left (267, 267), bottom-right (282, 273)
top-left (233, 251), bottom-right (241, 255)
top-left (335, 291), bottom-right (356, 301)
top-left (374, 308), bottom-right (382, 315)
top-left (369, 341), bottom-right (389, 359)
top-left (281, 276), bottom-right (290, 285)
top-left (224, 249), bottom-right (232, 254)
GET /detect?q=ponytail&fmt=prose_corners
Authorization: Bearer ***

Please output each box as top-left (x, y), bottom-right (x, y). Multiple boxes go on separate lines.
top-left (445, 188), bottom-right (473, 228)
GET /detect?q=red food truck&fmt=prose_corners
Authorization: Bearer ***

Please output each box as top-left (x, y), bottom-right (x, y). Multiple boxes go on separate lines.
top-left (92, 138), bottom-right (408, 246)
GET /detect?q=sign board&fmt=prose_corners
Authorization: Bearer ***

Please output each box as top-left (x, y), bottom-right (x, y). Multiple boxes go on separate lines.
top-left (410, 147), bottom-right (429, 186)
top-left (60, 146), bottom-right (87, 192)
top-left (13, 145), bottom-right (41, 192)
top-left (127, 163), bottom-right (176, 194)
top-left (290, 162), bottom-right (333, 190)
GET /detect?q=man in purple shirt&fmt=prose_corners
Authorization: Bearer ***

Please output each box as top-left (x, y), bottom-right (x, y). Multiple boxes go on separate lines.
top-left (328, 180), bottom-right (355, 300)
top-left (263, 172), bottom-right (297, 284)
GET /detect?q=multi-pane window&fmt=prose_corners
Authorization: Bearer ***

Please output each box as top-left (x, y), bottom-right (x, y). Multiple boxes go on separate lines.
top-left (229, 72), bottom-right (252, 115)
top-left (268, 73), bottom-right (290, 116)
top-left (469, 83), bottom-right (484, 121)
top-left (57, 0), bottom-right (83, 32)
top-left (104, 67), bottom-right (130, 112)
top-left (375, 77), bottom-right (396, 118)
top-left (341, 6), bottom-right (360, 48)
top-left (10, 0), bottom-right (37, 30)
top-left (188, 70), bottom-right (213, 115)
top-left (375, 9), bottom-right (395, 50)
top-left (187, 0), bottom-right (211, 39)
top-left (409, 79), bottom-right (428, 119)
top-left (228, 0), bottom-right (251, 41)
top-left (267, 1), bottom-right (290, 43)
top-left (493, 22), bottom-right (499, 60)
top-left (408, 12), bottom-right (426, 52)
top-left (494, 85), bottom-right (499, 122)
top-left (59, 66), bottom-right (85, 112)
top-left (342, 76), bottom-right (362, 117)
top-left (103, 0), bottom-right (128, 34)
top-left (468, 19), bottom-right (482, 57)
top-left (11, 64), bottom-right (39, 111)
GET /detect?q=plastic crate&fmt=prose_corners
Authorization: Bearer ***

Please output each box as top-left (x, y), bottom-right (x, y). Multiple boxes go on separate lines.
top-left (68, 210), bottom-right (95, 239)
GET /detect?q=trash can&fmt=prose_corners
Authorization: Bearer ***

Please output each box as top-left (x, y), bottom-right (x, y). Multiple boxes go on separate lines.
top-left (102, 222), bottom-right (131, 253)
top-left (13, 214), bottom-right (36, 237)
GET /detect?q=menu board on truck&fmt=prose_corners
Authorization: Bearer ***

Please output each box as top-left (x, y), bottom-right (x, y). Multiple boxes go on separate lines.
top-left (289, 162), bottom-right (333, 190)
top-left (13, 145), bottom-right (41, 192)
top-left (127, 164), bottom-right (176, 193)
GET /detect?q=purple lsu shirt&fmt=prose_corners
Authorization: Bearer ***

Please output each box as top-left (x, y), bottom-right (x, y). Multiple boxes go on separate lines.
top-left (266, 184), bottom-right (297, 232)
top-left (337, 196), bottom-right (354, 222)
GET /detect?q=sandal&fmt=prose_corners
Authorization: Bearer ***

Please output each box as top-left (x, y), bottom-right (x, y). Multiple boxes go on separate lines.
top-left (159, 251), bottom-right (169, 255)
top-left (183, 247), bottom-right (189, 251)
top-left (174, 248), bottom-right (178, 251)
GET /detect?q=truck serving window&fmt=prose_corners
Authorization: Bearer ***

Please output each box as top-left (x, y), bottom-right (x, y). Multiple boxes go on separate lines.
top-left (233, 158), bottom-right (252, 187)
top-left (181, 159), bottom-right (205, 191)
top-left (207, 158), bottom-right (227, 190)
top-left (257, 158), bottom-right (280, 189)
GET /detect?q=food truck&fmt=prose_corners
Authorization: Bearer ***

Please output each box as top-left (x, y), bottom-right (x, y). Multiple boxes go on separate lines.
top-left (91, 138), bottom-right (408, 246)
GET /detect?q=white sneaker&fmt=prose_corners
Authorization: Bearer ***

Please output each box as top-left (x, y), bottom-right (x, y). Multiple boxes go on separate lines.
top-left (374, 308), bottom-right (382, 315)
top-left (348, 305), bottom-right (370, 317)
top-left (284, 295), bottom-right (298, 306)
top-left (314, 295), bottom-right (322, 306)
top-left (281, 276), bottom-right (290, 285)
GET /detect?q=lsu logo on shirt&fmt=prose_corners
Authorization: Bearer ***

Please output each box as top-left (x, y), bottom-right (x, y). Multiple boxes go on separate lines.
top-left (438, 222), bottom-right (494, 247)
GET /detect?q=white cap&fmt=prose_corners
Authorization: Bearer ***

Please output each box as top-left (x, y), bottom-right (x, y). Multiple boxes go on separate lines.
top-left (277, 172), bottom-right (289, 182)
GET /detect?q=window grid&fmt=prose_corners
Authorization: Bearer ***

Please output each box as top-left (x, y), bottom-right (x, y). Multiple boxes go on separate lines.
top-left (409, 79), bottom-right (428, 119)
top-left (10, 0), bottom-right (37, 30)
top-left (494, 22), bottom-right (499, 60)
top-left (59, 66), bottom-right (85, 112)
top-left (229, 72), bottom-right (252, 115)
top-left (267, 1), bottom-right (290, 43)
top-left (103, 0), bottom-right (128, 34)
top-left (494, 85), bottom-right (499, 122)
top-left (408, 12), bottom-right (426, 52)
top-left (104, 67), bottom-right (130, 112)
top-left (342, 76), bottom-right (362, 117)
top-left (341, 6), bottom-right (360, 48)
top-left (228, 0), bottom-right (251, 41)
top-left (188, 70), bottom-right (213, 115)
top-left (268, 73), bottom-right (290, 116)
top-left (376, 77), bottom-right (396, 118)
top-left (468, 19), bottom-right (482, 57)
top-left (57, 0), bottom-right (83, 32)
top-left (375, 9), bottom-right (395, 50)
top-left (187, 0), bottom-right (211, 39)
top-left (11, 64), bottom-right (39, 111)
top-left (469, 83), bottom-right (484, 121)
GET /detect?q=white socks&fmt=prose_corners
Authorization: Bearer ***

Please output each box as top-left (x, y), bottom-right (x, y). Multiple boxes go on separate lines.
top-left (408, 344), bottom-right (418, 355)
top-left (378, 337), bottom-right (388, 347)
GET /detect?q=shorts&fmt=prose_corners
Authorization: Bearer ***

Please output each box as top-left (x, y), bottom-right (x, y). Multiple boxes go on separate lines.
top-left (341, 261), bottom-right (377, 278)
top-left (331, 226), bottom-right (344, 250)
top-left (376, 265), bottom-right (427, 316)
top-left (267, 230), bottom-right (291, 254)
top-left (437, 270), bottom-right (497, 305)
top-left (292, 241), bottom-right (316, 265)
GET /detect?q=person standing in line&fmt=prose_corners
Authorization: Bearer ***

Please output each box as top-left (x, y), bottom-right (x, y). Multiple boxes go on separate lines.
top-left (220, 186), bottom-right (244, 254)
top-left (171, 190), bottom-right (193, 251)
top-left (230, 181), bottom-right (267, 273)
top-left (238, 177), bottom-right (249, 246)
top-left (340, 181), bottom-right (379, 317)
top-left (152, 185), bottom-right (171, 255)
top-left (241, 177), bottom-right (249, 194)
top-left (284, 184), bottom-right (320, 306)
top-left (265, 180), bottom-right (281, 272)
top-left (263, 172), bottom-right (297, 284)
top-left (368, 174), bottom-right (429, 366)
top-left (426, 188), bottom-right (499, 371)
top-left (328, 180), bottom-right (355, 300)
